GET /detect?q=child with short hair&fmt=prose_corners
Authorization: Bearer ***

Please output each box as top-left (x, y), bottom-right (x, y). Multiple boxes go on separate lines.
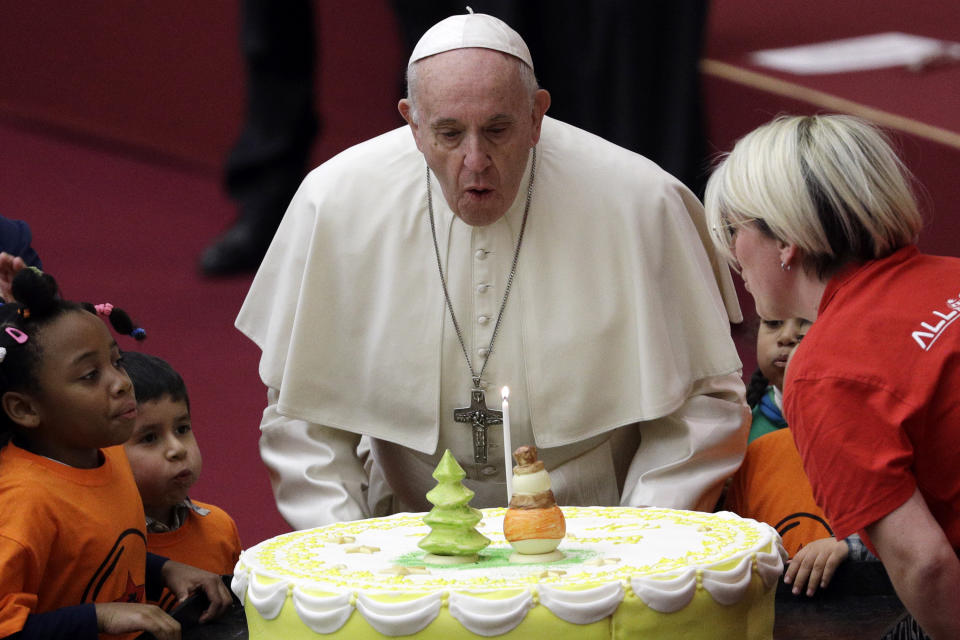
top-left (0, 268), bottom-right (231, 640)
top-left (727, 317), bottom-right (876, 596)
top-left (121, 351), bottom-right (242, 610)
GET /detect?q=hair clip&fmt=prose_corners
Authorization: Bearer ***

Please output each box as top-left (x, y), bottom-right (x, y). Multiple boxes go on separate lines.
top-left (86, 302), bottom-right (147, 342)
top-left (94, 303), bottom-right (114, 318)
top-left (5, 327), bottom-right (28, 344)
top-left (16, 307), bottom-right (30, 319)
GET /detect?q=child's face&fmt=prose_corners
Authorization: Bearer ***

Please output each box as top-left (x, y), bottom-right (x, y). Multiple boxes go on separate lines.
top-left (15, 310), bottom-right (137, 467)
top-left (756, 317), bottom-right (811, 391)
top-left (124, 395), bottom-right (202, 524)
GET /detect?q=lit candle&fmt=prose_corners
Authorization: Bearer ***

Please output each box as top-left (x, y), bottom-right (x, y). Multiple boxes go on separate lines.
top-left (501, 386), bottom-right (513, 502)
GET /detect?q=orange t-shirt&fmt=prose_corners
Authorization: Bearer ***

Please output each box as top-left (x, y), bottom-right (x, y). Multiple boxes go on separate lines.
top-left (725, 428), bottom-right (833, 557)
top-left (146, 501), bottom-right (242, 610)
top-left (0, 444), bottom-right (147, 638)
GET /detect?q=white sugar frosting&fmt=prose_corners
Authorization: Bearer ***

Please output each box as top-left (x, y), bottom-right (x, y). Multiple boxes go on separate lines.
top-left (448, 590), bottom-right (534, 636)
top-left (539, 582), bottom-right (624, 624)
top-left (291, 589), bottom-right (353, 634)
top-left (233, 507), bottom-right (785, 637)
top-left (356, 592), bottom-right (443, 636)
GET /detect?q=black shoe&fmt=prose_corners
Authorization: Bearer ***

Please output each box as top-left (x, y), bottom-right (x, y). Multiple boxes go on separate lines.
top-left (199, 221), bottom-right (271, 276)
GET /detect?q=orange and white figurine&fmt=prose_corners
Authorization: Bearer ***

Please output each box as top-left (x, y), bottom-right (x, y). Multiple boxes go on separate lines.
top-left (502, 445), bottom-right (566, 563)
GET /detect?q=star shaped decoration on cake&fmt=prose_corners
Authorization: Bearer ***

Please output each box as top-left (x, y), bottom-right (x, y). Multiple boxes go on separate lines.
top-left (380, 565), bottom-right (431, 576)
top-left (585, 557), bottom-right (621, 566)
top-left (324, 535), bottom-right (356, 544)
top-left (345, 545), bottom-right (381, 554)
top-left (538, 569), bottom-right (567, 579)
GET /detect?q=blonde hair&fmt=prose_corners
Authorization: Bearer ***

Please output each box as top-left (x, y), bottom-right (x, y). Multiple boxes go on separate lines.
top-left (705, 114), bottom-right (922, 279)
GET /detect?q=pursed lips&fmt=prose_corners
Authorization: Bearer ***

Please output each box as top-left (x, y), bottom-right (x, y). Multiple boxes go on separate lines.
top-left (171, 469), bottom-right (194, 486)
top-left (115, 402), bottom-right (138, 419)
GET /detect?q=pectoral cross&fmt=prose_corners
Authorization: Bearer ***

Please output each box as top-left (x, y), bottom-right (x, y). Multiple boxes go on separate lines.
top-left (454, 387), bottom-right (502, 463)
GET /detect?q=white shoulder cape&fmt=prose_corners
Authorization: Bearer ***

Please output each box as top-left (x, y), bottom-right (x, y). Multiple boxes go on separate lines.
top-left (236, 117), bottom-right (742, 453)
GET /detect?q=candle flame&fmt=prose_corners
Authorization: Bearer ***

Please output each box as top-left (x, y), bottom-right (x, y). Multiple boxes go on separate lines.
top-left (501, 386), bottom-right (510, 399)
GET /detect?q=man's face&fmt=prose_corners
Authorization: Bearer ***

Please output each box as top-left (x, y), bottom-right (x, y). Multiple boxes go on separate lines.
top-left (399, 48), bottom-right (550, 226)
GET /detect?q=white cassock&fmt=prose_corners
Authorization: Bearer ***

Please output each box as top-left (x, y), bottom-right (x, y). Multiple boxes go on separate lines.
top-left (237, 117), bottom-right (748, 530)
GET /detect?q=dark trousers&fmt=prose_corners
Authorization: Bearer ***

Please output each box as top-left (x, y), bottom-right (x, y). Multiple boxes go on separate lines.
top-left (224, 0), bottom-right (319, 240)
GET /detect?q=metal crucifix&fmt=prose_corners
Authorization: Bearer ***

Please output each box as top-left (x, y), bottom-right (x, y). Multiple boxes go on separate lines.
top-left (454, 387), bottom-right (503, 463)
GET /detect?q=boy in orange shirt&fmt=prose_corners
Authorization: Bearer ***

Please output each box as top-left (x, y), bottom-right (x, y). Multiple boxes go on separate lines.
top-left (726, 318), bottom-right (877, 596)
top-left (122, 351), bottom-right (243, 611)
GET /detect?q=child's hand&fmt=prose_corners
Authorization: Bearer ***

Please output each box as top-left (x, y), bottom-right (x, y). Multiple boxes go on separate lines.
top-left (95, 602), bottom-right (180, 640)
top-left (161, 560), bottom-right (234, 623)
top-left (783, 536), bottom-right (849, 596)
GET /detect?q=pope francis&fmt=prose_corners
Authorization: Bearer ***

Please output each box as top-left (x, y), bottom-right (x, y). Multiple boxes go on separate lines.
top-left (237, 10), bottom-right (749, 530)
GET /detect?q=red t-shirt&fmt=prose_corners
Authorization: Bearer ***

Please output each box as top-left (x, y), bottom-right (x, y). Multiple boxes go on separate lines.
top-left (785, 246), bottom-right (960, 553)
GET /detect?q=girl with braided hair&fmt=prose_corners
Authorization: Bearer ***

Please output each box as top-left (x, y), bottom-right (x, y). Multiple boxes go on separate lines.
top-left (0, 268), bottom-right (231, 640)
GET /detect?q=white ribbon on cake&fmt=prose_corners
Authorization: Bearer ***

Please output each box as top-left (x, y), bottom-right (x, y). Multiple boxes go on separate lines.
top-left (292, 590), bottom-right (354, 634)
top-left (538, 582), bottom-right (624, 624)
top-left (755, 535), bottom-right (789, 589)
top-left (355, 592), bottom-right (443, 636)
top-left (701, 555), bottom-right (754, 606)
top-left (631, 568), bottom-right (699, 613)
top-left (448, 590), bottom-right (534, 636)
top-left (245, 573), bottom-right (289, 620)
top-left (230, 565), bottom-right (249, 606)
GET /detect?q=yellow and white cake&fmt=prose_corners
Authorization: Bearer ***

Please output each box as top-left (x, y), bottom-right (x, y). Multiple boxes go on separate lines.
top-left (232, 507), bottom-right (785, 639)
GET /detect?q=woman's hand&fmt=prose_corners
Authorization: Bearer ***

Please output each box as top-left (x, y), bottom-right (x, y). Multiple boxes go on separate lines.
top-left (783, 536), bottom-right (849, 596)
top-left (161, 560), bottom-right (234, 622)
top-left (96, 602), bottom-right (180, 640)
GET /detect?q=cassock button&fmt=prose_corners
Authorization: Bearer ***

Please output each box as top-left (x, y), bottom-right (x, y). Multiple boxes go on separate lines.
top-left (481, 465), bottom-right (497, 476)
top-left (478, 347), bottom-right (489, 358)
top-left (478, 315), bottom-right (489, 325)
top-left (475, 249), bottom-right (488, 260)
top-left (477, 283), bottom-right (489, 293)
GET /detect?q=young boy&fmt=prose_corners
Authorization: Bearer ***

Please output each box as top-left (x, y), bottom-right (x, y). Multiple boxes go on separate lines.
top-left (726, 317), bottom-right (878, 597)
top-left (121, 351), bottom-right (242, 610)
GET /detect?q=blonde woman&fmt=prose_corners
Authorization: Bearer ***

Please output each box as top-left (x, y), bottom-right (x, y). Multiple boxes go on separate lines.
top-left (706, 114), bottom-right (959, 639)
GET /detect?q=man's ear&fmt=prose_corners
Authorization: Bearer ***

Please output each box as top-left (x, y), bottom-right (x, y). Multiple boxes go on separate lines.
top-left (398, 99), bottom-right (424, 152)
top-left (530, 89), bottom-right (551, 146)
top-left (2, 391), bottom-right (40, 429)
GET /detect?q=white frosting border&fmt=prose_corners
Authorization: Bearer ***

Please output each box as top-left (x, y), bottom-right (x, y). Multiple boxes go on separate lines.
top-left (232, 509), bottom-right (786, 635)
top-left (449, 590), bottom-right (534, 636)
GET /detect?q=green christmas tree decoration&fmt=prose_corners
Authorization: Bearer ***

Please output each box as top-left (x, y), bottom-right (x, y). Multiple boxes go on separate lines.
top-left (418, 450), bottom-right (490, 561)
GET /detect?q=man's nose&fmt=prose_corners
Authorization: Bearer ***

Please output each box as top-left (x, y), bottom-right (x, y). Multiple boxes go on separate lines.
top-left (463, 134), bottom-right (491, 172)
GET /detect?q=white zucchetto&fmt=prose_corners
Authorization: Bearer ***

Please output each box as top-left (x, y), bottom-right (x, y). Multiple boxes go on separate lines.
top-left (409, 8), bottom-right (534, 69)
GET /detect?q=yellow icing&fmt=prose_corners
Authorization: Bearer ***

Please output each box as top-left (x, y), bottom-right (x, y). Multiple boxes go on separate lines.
top-left (238, 507), bottom-right (781, 639)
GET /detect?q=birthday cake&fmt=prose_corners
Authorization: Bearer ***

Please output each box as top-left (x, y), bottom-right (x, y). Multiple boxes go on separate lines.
top-left (232, 506), bottom-right (785, 639)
